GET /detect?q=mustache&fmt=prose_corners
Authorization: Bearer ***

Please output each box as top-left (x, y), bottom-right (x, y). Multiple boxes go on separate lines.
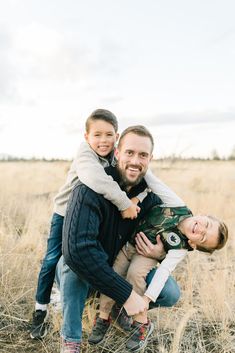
top-left (126, 164), bottom-right (142, 171)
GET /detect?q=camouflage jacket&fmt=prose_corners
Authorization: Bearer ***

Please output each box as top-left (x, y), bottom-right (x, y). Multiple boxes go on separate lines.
top-left (135, 206), bottom-right (193, 251)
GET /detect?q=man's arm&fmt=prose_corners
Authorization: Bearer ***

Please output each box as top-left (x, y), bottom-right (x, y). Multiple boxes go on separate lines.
top-left (63, 184), bottom-right (146, 312)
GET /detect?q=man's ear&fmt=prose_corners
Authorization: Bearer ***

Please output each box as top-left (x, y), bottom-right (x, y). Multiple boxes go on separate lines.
top-left (114, 148), bottom-right (119, 159)
top-left (188, 240), bottom-right (197, 250)
top-left (84, 132), bottom-right (88, 142)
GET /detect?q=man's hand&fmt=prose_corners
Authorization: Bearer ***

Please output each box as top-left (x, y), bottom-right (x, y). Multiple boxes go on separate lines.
top-left (123, 290), bottom-right (148, 316)
top-left (135, 232), bottom-right (166, 260)
top-left (121, 203), bottom-right (140, 219)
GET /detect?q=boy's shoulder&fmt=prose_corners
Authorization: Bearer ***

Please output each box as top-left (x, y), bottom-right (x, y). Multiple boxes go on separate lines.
top-left (77, 141), bottom-right (97, 156)
top-left (76, 141), bottom-right (116, 165)
top-left (161, 206), bottom-right (192, 217)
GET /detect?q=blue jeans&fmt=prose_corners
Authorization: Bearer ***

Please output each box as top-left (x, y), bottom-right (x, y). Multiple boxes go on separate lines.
top-left (35, 213), bottom-right (64, 304)
top-left (56, 257), bottom-right (180, 343)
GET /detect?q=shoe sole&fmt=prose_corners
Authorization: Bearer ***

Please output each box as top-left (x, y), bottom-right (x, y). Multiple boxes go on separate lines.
top-left (126, 322), bottom-right (154, 352)
top-left (30, 311), bottom-right (49, 339)
top-left (30, 325), bottom-right (48, 340)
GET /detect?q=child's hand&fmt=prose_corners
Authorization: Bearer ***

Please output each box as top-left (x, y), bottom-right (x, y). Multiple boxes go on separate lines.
top-left (130, 197), bottom-right (140, 205)
top-left (121, 203), bottom-right (140, 219)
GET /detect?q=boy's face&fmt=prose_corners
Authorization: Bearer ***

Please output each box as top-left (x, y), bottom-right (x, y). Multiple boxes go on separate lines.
top-left (85, 120), bottom-right (118, 157)
top-left (178, 215), bottom-right (219, 250)
top-left (115, 132), bottom-right (153, 188)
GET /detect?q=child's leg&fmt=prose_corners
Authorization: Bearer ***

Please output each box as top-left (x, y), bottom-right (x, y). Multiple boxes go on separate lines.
top-left (99, 243), bottom-right (136, 319)
top-left (126, 254), bottom-right (157, 324)
top-left (30, 213), bottom-right (64, 339)
top-left (35, 213), bottom-right (64, 305)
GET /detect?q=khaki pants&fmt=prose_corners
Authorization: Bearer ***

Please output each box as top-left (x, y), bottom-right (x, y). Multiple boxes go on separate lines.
top-left (99, 243), bottom-right (157, 314)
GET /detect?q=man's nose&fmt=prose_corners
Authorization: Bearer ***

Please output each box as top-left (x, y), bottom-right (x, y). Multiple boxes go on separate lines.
top-left (130, 154), bottom-right (141, 165)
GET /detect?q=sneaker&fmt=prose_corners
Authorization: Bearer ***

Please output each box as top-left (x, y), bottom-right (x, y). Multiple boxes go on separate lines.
top-left (111, 305), bottom-right (132, 331)
top-left (126, 320), bottom-right (154, 352)
top-left (88, 316), bottom-right (111, 345)
top-left (30, 310), bottom-right (48, 339)
top-left (61, 339), bottom-right (81, 353)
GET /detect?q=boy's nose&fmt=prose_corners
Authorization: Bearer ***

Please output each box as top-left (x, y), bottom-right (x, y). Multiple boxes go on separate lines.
top-left (197, 223), bottom-right (204, 234)
top-left (199, 225), bottom-right (206, 236)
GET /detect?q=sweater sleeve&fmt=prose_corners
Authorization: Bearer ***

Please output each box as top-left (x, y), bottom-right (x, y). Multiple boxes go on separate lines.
top-left (63, 185), bottom-right (133, 306)
top-left (73, 142), bottom-right (131, 211)
top-left (144, 249), bottom-right (187, 302)
top-left (144, 169), bottom-right (185, 207)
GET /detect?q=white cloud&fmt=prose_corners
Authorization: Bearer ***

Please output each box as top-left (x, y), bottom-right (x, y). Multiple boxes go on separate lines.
top-left (0, 0), bottom-right (234, 158)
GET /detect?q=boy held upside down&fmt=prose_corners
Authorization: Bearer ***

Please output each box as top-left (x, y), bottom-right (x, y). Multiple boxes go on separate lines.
top-left (88, 204), bottom-right (228, 352)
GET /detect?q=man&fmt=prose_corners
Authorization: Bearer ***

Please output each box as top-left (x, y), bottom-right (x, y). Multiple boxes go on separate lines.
top-left (60, 125), bottom-right (181, 353)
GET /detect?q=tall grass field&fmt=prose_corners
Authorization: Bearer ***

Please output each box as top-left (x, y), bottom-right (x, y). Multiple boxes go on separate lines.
top-left (0, 160), bottom-right (234, 353)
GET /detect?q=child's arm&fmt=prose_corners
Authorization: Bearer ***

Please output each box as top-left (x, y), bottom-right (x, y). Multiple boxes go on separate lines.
top-left (75, 142), bottom-right (137, 215)
top-left (144, 249), bottom-right (187, 302)
top-left (144, 169), bottom-right (185, 207)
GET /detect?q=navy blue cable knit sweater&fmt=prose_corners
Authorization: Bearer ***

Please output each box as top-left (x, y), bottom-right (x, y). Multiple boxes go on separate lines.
top-left (62, 166), bottom-right (162, 306)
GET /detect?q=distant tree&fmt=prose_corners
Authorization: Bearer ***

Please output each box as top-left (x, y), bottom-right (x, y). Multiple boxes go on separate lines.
top-left (211, 149), bottom-right (220, 160)
top-left (228, 145), bottom-right (235, 160)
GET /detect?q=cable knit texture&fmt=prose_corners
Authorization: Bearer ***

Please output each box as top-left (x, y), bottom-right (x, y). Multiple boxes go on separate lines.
top-left (63, 166), bottom-right (162, 305)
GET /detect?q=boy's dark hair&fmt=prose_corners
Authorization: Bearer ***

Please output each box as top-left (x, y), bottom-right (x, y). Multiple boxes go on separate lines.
top-left (197, 217), bottom-right (228, 254)
top-left (118, 125), bottom-right (154, 152)
top-left (85, 109), bottom-right (118, 133)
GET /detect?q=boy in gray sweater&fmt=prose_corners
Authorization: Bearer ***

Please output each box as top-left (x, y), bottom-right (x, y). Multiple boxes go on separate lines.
top-left (30, 109), bottom-right (135, 339)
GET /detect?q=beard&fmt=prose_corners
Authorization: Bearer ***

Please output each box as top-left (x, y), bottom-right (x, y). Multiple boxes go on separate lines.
top-left (117, 164), bottom-right (146, 189)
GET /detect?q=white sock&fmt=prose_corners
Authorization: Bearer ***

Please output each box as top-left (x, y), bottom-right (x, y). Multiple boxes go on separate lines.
top-left (35, 303), bottom-right (47, 311)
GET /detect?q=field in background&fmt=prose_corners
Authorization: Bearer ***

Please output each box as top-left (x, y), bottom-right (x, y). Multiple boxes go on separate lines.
top-left (0, 160), bottom-right (234, 353)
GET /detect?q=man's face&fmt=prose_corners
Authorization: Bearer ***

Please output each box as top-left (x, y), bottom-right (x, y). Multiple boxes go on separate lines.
top-left (115, 132), bottom-right (153, 188)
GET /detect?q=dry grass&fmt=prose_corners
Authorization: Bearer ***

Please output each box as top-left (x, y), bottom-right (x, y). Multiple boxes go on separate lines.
top-left (0, 160), bottom-right (234, 353)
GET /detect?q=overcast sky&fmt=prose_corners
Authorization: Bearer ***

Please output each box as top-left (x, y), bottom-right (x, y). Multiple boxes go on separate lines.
top-left (0, 0), bottom-right (235, 159)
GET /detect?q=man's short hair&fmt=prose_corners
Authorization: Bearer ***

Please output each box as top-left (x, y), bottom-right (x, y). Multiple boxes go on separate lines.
top-left (118, 125), bottom-right (154, 152)
top-left (85, 109), bottom-right (118, 133)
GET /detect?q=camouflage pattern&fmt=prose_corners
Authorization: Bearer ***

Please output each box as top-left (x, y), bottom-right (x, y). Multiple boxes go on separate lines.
top-left (135, 206), bottom-right (193, 251)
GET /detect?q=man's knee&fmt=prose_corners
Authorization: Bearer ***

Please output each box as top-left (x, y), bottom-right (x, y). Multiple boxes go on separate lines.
top-left (165, 281), bottom-right (180, 306)
top-left (146, 269), bottom-right (181, 308)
